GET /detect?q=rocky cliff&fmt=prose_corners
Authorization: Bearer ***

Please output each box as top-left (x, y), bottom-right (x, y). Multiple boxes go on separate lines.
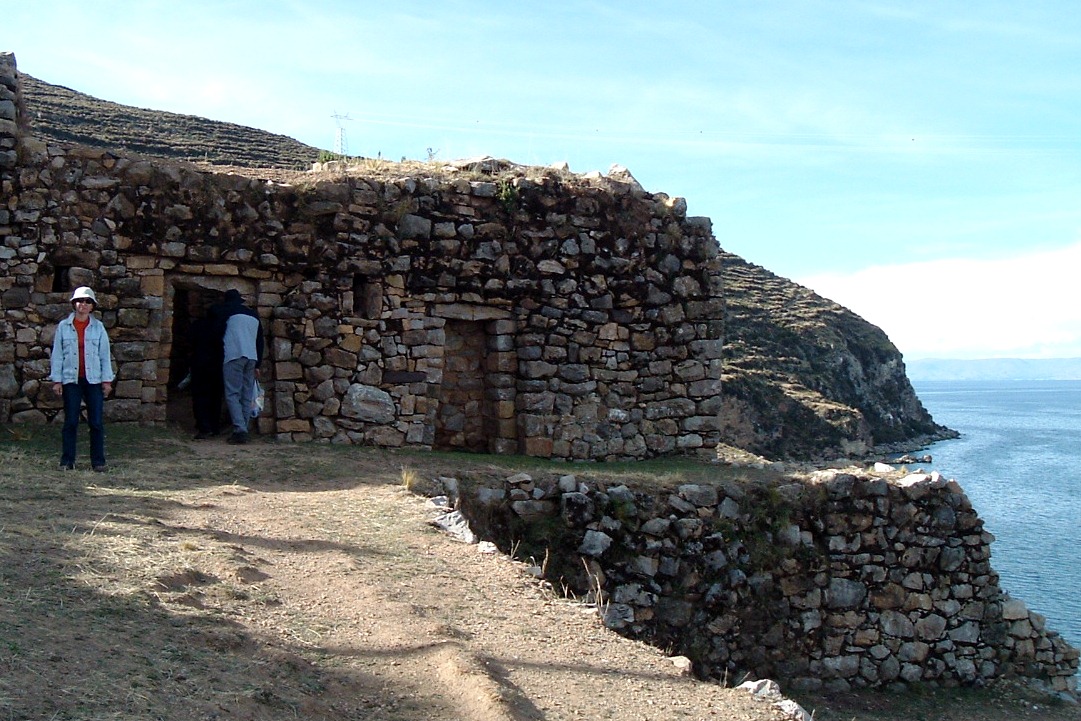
top-left (720, 254), bottom-right (952, 460)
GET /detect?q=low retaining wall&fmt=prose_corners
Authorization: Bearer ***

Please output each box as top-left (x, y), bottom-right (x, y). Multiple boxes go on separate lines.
top-left (454, 466), bottom-right (1078, 696)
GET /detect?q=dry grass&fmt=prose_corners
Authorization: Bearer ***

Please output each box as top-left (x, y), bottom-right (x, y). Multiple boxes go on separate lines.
top-left (278, 155), bottom-right (600, 190)
top-left (400, 464), bottom-right (420, 492)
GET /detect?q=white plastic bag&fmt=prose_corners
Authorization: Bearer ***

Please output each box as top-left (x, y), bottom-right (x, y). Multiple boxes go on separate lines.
top-left (251, 379), bottom-right (264, 418)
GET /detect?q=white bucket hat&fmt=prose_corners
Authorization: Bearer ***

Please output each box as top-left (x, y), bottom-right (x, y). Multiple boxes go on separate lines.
top-left (70, 286), bottom-right (98, 305)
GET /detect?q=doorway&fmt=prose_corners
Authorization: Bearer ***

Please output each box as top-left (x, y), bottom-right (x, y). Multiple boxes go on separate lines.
top-left (434, 320), bottom-right (490, 452)
top-left (164, 279), bottom-right (231, 429)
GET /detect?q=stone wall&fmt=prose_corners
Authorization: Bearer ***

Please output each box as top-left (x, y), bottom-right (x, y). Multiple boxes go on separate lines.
top-left (0, 53), bottom-right (723, 460)
top-left (459, 466), bottom-right (1079, 697)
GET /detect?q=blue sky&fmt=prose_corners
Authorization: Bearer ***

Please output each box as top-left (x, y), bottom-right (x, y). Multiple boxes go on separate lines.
top-left (4, 1), bottom-right (1081, 359)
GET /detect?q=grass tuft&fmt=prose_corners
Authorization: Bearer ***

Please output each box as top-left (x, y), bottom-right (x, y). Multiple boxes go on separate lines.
top-left (400, 465), bottom-right (420, 492)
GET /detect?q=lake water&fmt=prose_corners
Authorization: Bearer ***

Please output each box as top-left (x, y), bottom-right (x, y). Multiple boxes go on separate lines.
top-left (913, 380), bottom-right (1081, 650)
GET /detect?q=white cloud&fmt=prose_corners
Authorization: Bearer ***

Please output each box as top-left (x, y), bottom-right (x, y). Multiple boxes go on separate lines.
top-left (797, 241), bottom-right (1081, 360)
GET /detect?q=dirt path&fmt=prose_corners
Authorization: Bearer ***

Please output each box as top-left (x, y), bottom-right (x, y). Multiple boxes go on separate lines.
top-left (155, 450), bottom-right (788, 721)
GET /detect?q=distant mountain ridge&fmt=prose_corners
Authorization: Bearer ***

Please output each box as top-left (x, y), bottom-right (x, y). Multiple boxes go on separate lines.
top-left (906, 357), bottom-right (1081, 381)
top-left (15, 71), bottom-right (951, 460)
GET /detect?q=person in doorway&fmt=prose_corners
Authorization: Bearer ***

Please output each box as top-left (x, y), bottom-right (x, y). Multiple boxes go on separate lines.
top-left (49, 286), bottom-right (115, 471)
top-left (214, 289), bottom-right (263, 445)
top-left (189, 311), bottom-right (224, 439)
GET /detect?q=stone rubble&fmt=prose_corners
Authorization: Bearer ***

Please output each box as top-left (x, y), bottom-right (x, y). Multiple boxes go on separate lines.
top-left (736, 679), bottom-right (813, 721)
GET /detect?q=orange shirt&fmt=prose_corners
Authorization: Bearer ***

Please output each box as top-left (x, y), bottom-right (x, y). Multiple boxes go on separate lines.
top-left (73, 317), bottom-right (89, 379)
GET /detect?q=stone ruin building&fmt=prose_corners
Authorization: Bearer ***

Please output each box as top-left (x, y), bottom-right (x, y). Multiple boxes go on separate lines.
top-left (0, 53), bottom-right (723, 460)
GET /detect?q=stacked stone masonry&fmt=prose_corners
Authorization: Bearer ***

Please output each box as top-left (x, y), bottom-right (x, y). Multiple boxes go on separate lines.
top-left (0, 53), bottom-right (722, 460)
top-left (464, 468), bottom-right (1078, 695)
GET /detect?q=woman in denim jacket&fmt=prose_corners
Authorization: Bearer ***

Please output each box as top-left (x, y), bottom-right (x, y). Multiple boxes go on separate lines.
top-left (49, 286), bottom-right (115, 471)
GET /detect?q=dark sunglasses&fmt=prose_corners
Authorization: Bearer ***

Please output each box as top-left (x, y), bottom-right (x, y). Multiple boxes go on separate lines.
top-left (73, 299), bottom-right (95, 305)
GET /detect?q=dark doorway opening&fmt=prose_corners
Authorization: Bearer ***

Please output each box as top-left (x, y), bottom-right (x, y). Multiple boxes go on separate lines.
top-left (166, 285), bottom-right (225, 429)
top-left (52, 265), bottom-right (73, 293)
top-left (434, 320), bottom-right (490, 452)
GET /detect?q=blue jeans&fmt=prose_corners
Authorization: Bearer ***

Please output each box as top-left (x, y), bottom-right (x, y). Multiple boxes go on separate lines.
top-left (61, 379), bottom-right (106, 468)
top-left (223, 357), bottom-right (257, 435)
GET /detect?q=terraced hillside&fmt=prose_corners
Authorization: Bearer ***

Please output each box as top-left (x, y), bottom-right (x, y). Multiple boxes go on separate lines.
top-left (19, 73), bottom-right (320, 169)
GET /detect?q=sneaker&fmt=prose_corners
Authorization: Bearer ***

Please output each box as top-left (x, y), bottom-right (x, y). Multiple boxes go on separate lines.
top-left (92, 465), bottom-right (108, 473)
top-left (58, 463), bottom-right (75, 471)
top-left (227, 432), bottom-right (249, 445)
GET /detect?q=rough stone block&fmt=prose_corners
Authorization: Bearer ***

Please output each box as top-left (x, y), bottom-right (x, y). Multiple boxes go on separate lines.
top-left (521, 436), bottom-right (552, 457)
top-left (276, 362), bottom-right (303, 380)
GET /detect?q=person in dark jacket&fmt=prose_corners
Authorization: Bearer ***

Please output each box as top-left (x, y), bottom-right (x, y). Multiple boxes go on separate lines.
top-left (213, 289), bottom-right (263, 444)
